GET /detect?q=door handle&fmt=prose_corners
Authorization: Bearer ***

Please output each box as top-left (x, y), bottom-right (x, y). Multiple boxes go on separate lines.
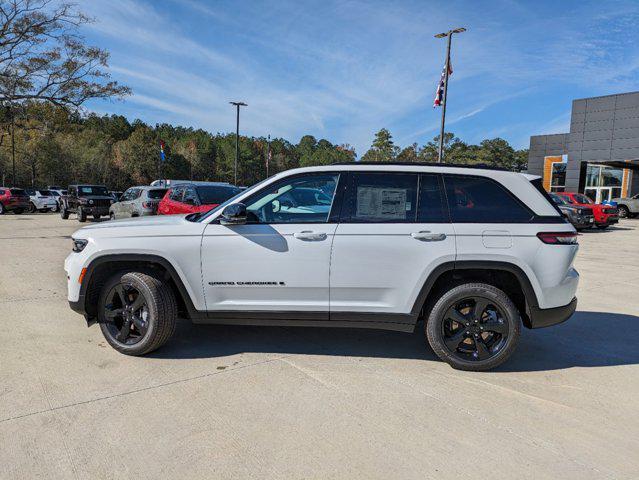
top-left (294, 231), bottom-right (327, 241)
top-left (411, 231), bottom-right (447, 241)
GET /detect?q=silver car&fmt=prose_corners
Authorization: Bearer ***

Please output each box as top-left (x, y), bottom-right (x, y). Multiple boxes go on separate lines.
top-left (613, 193), bottom-right (639, 218)
top-left (109, 186), bottom-right (168, 220)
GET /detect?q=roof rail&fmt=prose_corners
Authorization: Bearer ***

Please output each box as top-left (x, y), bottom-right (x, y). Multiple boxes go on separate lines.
top-left (330, 161), bottom-right (511, 171)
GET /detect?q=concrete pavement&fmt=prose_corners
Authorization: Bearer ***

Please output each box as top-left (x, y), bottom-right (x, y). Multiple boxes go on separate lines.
top-left (1, 213), bottom-right (638, 479)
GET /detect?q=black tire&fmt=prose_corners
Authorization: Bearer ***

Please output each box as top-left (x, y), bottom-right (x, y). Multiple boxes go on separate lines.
top-left (78, 206), bottom-right (87, 222)
top-left (0, 203), bottom-right (4, 214)
top-left (13, 208), bottom-right (23, 214)
top-left (60, 205), bottom-right (69, 219)
top-left (28, 202), bottom-right (36, 213)
top-left (109, 212), bottom-right (115, 220)
top-left (425, 283), bottom-right (521, 371)
top-left (618, 205), bottom-right (629, 219)
top-left (98, 271), bottom-right (177, 356)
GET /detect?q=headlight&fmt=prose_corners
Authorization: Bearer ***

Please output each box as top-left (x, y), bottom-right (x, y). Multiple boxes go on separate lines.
top-left (89, 199), bottom-right (94, 205)
top-left (72, 238), bottom-right (88, 253)
top-left (110, 199), bottom-right (115, 204)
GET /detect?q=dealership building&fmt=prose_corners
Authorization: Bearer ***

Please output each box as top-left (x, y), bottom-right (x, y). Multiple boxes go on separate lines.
top-left (528, 91), bottom-right (639, 202)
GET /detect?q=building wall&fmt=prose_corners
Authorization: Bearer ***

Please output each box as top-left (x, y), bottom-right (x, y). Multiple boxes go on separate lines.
top-left (528, 91), bottom-right (639, 196)
top-left (566, 92), bottom-right (639, 192)
top-left (527, 133), bottom-right (567, 177)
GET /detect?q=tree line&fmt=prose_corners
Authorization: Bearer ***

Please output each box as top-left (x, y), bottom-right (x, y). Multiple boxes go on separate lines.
top-left (0, 104), bottom-right (528, 190)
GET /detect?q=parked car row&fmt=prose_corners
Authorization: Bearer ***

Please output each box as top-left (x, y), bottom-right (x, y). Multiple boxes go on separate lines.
top-left (549, 192), bottom-right (619, 230)
top-left (48, 180), bottom-right (242, 222)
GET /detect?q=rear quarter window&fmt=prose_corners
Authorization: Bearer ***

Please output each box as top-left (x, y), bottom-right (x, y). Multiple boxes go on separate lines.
top-left (443, 174), bottom-right (534, 223)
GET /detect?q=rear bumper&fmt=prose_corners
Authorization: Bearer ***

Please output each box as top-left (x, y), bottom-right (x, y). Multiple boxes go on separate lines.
top-left (529, 297), bottom-right (577, 329)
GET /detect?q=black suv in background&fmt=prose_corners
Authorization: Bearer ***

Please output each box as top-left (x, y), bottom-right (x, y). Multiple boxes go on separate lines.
top-left (60, 185), bottom-right (114, 222)
top-left (549, 193), bottom-right (594, 230)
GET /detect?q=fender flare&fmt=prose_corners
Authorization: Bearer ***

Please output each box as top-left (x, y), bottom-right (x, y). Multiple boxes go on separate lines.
top-left (410, 260), bottom-right (539, 315)
top-left (78, 253), bottom-right (204, 320)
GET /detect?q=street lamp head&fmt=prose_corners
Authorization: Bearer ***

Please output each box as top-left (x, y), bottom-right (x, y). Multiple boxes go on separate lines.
top-left (230, 101), bottom-right (247, 107)
top-left (434, 27), bottom-right (466, 38)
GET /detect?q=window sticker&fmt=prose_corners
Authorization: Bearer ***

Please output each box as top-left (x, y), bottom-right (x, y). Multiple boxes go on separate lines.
top-left (356, 187), bottom-right (407, 219)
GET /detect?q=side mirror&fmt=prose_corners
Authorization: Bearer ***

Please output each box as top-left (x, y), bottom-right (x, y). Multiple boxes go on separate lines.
top-left (220, 203), bottom-right (247, 225)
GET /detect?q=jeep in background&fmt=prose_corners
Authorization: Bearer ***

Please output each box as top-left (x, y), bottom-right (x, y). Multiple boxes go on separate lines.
top-left (549, 193), bottom-right (595, 230)
top-left (65, 164), bottom-right (580, 372)
top-left (613, 193), bottom-right (639, 218)
top-left (60, 185), bottom-right (114, 222)
top-left (557, 192), bottom-right (618, 229)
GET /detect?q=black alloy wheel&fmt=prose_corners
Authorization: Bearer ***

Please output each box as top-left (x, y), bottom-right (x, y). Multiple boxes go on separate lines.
top-left (426, 283), bottom-right (521, 371)
top-left (102, 283), bottom-right (150, 345)
top-left (441, 297), bottom-right (509, 362)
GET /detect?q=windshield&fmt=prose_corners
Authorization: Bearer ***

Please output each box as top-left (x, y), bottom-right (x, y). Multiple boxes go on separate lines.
top-left (573, 194), bottom-right (593, 204)
top-left (78, 186), bottom-right (109, 196)
top-left (38, 190), bottom-right (52, 196)
top-left (147, 188), bottom-right (168, 200)
top-left (549, 193), bottom-right (567, 205)
top-left (196, 185), bottom-right (242, 204)
top-left (10, 188), bottom-right (26, 195)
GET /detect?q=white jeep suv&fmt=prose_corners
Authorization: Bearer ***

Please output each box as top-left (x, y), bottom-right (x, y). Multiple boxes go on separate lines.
top-left (65, 164), bottom-right (579, 371)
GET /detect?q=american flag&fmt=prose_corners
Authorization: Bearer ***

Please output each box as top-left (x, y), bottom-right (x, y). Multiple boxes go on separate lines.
top-left (433, 62), bottom-right (453, 107)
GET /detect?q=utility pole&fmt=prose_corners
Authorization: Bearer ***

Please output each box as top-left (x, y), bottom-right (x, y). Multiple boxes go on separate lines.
top-left (266, 134), bottom-right (271, 178)
top-left (11, 108), bottom-right (16, 185)
top-left (434, 27), bottom-right (466, 163)
top-left (229, 101), bottom-right (247, 185)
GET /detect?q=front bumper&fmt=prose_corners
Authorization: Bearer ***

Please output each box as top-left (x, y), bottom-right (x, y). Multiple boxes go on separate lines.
top-left (81, 206), bottom-right (110, 216)
top-left (529, 297), bottom-right (577, 329)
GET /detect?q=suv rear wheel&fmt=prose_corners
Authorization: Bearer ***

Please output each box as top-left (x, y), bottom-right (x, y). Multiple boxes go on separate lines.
top-left (618, 205), bottom-right (629, 218)
top-left (98, 271), bottom-right (177, 356)
top-left (425, 283), bottom-right (521, 371)
top-left (77, 206), bottom-right (87, 222)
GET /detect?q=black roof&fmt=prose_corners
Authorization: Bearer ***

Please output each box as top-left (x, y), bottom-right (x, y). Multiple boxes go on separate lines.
top-left (331, 161), bottom-right (511, 171)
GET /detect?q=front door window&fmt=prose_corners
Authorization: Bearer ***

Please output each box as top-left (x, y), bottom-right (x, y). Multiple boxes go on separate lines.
top-left (244, 174), bottom-right (338, 224)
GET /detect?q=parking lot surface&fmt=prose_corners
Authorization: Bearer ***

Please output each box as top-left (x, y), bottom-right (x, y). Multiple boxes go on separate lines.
top-left (1, 213), bottom-right (638, 479)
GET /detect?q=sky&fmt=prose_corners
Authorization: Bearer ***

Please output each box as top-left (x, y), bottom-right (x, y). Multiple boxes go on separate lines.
top-left (80, 0), bottom-right (639, 156)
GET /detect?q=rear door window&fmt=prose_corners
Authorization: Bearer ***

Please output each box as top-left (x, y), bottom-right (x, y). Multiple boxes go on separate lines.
top-left (147, 189), bottom-right (168, 200)
top-left (443, 174), bottom-right (534, 223)
top-left (417, 174), bottom-right (447, 223)
top-left (342, 172), bottom-right (418, 223)
top-left (169, 187), bottom-right (184, 202)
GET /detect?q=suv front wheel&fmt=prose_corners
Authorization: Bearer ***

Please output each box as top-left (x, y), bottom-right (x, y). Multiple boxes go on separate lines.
top-left (98, 271), bottom-right (177, 355)
top-left (426, 283), bottom-right (521, 371)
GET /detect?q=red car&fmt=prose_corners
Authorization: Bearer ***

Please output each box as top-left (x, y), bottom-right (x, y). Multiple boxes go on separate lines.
top-left (158, 183), bottom-right (241, 215)
top-left (557, 192), bottom-right (618, 229)
top-left (0, 187), bottom-right (30, 214)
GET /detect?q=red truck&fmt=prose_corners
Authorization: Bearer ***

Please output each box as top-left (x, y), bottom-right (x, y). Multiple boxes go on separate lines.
top-left (557, 192), bottom-right (618, 229)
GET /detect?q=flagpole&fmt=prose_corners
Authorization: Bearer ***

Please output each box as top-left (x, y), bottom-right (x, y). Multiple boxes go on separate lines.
top-left (434, 27), bottom-right (466, 163)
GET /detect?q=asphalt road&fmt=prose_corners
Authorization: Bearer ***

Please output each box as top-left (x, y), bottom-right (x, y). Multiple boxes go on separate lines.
top-left (1, 213), bottom-right (638, 479)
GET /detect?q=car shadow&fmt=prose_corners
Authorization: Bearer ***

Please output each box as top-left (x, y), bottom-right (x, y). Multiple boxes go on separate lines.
top-left (150, 311), bottom-right (639, 372)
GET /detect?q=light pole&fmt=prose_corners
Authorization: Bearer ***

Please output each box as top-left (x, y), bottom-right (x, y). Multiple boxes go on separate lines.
top-left (229, 101), bottom-right (247, 185)
top-left (266, 134), bottom-right (271, 178)
top-left (434, 27), bottom-right (465, 163)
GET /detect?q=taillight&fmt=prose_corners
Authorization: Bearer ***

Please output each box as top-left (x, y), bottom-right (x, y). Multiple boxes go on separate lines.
top-left (537, 232), bottom-right (578, 245)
